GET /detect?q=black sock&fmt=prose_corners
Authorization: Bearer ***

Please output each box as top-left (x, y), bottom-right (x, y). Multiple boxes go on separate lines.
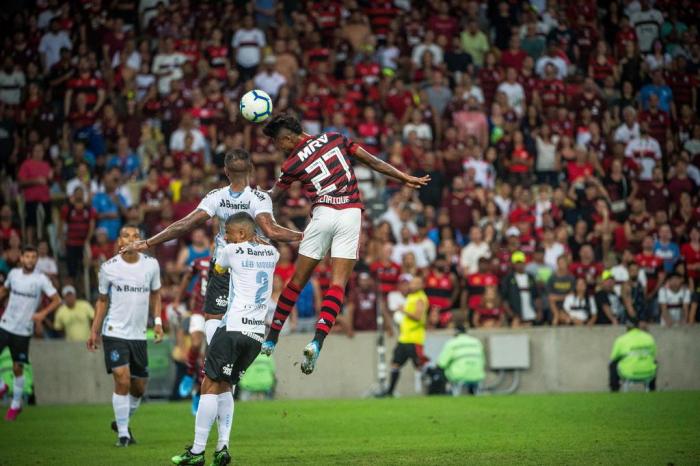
top-left (313, 330), bottom-right (327, 349)
top-left (387, 368), bottom-right (400, 394)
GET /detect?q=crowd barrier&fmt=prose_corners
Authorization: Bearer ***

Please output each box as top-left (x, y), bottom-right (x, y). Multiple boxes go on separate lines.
top-left (24, 326), bottom-right (700, 405)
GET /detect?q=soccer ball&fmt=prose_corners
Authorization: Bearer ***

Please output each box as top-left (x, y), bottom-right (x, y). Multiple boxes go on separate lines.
top-left (239, 89), bottom-right (273, 123)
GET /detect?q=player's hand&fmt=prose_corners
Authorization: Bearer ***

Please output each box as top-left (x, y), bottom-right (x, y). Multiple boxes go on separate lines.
top-left (154, 324), bottom-right (164, 343)
top-left (119, 240), bottom-right (149, 254)
top-left (403, 174), bottom-right (431, 189)
top-left (31, 312), bottom-right (47, 323)
top-left (87, 330), bottom-right (101, 352)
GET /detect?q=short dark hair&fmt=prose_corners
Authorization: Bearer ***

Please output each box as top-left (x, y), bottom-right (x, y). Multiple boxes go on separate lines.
top-left (120, 224), bottom-right (141, 236)
top-left (21, 245), bottom-right (37, 254)
top-left (263, 114), bottom-right (303, 138)
top-left (224, 148), bottom-right (250, 167)
top-left (225, 212), bottom-right (256, 232)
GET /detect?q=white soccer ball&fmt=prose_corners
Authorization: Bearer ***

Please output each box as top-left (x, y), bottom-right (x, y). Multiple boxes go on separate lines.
top-left (239, 89), bottom-right (273, 123)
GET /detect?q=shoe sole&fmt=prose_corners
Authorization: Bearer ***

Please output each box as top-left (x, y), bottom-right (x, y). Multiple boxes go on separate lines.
top-left (301, 345), bottom-right (318, 374)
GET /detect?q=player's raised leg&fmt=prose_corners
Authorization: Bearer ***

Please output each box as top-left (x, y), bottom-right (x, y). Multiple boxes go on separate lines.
top-left (301, 257), bottom-right (355, 374)
top-left (300, 206), bottom-right (361, 374)
top-left (262, 254), bottom-right (319, 355)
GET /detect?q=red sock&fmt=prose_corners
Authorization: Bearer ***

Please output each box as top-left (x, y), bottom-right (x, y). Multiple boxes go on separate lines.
top-left (267, 282), bottom-right (302, 342)
top-left (314, 285), bottom-right (345, 346)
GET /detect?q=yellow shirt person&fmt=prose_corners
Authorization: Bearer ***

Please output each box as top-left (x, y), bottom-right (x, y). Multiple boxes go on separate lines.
top-left (54, 286), bottom-right (95, 342)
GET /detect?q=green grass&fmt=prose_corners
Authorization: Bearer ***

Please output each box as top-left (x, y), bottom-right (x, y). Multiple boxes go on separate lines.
top-left (1, 392), bottom-right (699, 465)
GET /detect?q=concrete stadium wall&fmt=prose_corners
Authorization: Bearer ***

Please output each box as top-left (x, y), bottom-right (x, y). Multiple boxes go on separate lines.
top-left (29, 326), bottom-right (700, 405)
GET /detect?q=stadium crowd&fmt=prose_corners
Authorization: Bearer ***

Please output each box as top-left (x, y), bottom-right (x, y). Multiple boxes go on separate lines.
top-left (0, 0), bottom-right (699, 343)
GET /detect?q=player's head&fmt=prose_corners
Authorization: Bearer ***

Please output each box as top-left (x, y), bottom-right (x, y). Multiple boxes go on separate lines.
top-left (263, 114), bottom-right (303, 154)
top-left (224, 212), bottom-right (256, 243)
top-left (117, 224), bottom-right (142, 252)
top-left (20, 245), bottom-right (38, 272)
top-left (224, 148), bottom-right (251, 177)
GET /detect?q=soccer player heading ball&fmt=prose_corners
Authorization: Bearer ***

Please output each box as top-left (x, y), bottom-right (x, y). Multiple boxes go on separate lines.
top-left (260, 114), bottom-right (430, 374)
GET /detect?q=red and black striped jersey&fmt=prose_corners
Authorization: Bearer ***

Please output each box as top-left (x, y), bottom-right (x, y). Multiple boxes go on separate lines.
top-left (190, 257), bottom-right (211, 315)
top-left (277, 132), bottom-right (363, 210)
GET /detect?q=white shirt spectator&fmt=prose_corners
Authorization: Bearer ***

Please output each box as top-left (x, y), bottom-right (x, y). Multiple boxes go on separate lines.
top-left (38, 30), bottom-right (72, 71)
top-left (152, 51), bottom-right (188, 95)
top-left (630, 8), bottom-right (664, 53)
top-left (544, 242), bottom-right (566, 269)
top-left (169, 127), bottom-right (207, 153)
top-left (610, 264), bottom-right (647, 297)
top-left (66, 177), bottom-right (99, 201)
top-left (563, 293), bottom-right (597, 322)
top-left (0, 69), bottom-right (25, 105)
top-left (535, 136), bottom-right (557, 171)
top-left (37, 256), bottom-right (58, 277)
top-left (417, 237), bottom-right (437, 264)
top-left (403, 123), bottom-right (432, 141)
top-left (411, 43), bottom-right (443, 66)
top-left (497, 81), bottom-right (525, 116)
top-left (462, 86), bottom-right (485, 104)
top-left (658, 285), bottom-right (690, 325)
top-left (232, 28), bottom-right (266, 68)
top-left (392, 241), bottom-right (429, 268)
top-left (463, 157), bottom-right (494, 188)
top-left (135, 72), bottom-right (156, 100)
top-left (535, 55), bottom-right (568, 79)
top-left (515, 273), bottom-right (537, 321)
top-left (614, 122), bottom-right (640, 144)
top-left (113, 50), bottom-right (141, 71)
top-left (624, 135), bottom-right (662, 181)
top-left (459, 240), bottom-right (491, 275)
top-left (253, 70), bottom-right (287, 99)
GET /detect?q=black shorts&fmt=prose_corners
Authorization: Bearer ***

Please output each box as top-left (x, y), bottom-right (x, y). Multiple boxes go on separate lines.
top-left (203, 259), bottom-right (230, 316)
top-left (102, 336), bottom-right (149, 378)
top-left (25, 201), bottom-right (51, 227)
top-left (392, 342), bottom-right (428, 368)
top-left (0, 328), bottom-right (30, 364)
top-left (204, 328), bottom-right (262, 385)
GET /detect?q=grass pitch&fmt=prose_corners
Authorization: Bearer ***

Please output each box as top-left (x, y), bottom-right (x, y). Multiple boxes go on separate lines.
top-left (1, 392), bottom-right (699, 465)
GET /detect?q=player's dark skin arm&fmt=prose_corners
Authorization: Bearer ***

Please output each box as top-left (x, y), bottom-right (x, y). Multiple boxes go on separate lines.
top-left (150, 290), bottom-right (164, 343)
top-left (120, 209), bottom-right (211, 253)
top-left (256, 212), bottom-right (303, 242)
top-left (87, 294), bottom-right (109, 351)
top-left (353, 146), bottom-right (431, 188)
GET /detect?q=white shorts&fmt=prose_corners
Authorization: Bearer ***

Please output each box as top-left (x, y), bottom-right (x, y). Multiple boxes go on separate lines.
top-left (299, 206), bottom-right (361, 260)
top-left (189, 313), bottom-right (206, 334)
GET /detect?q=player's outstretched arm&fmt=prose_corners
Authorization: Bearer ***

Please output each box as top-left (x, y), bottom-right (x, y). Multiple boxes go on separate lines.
top-left (353, 146), bottom-right (430, 188)
top-left (256, 213), bottom-right (303, 242)
top-left (120, 209), bottom-right (211, 254)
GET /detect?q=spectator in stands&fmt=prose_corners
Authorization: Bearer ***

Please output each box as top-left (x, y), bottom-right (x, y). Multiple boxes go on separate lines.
top-left (658, 273), bottom-right (691, 326)
top-left (438, 323), bottom-right (485, 395)
top-left (53, 285), bottom-right (95, 342)
top-left (459, 226), bottom-right (491, 276)
top-left (473, 285), bottom-right (505, 328)
top-left (92, 172), bottom-right (128, 242)
top-left (561, 277), bottom-right (598, 326)
top-left (345, 272), bottom-right (390, 336)
top-left (18, 143), bottom-right (53, 243)
top-left (654, 224), bottom-right (680, 274)
top-left (501, 251), bottom-right (540, 326)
